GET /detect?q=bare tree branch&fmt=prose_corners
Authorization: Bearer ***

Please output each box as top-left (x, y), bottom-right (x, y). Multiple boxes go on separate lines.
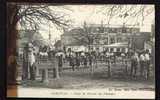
top-left (16, 4), bottom-right (72, 31)
top-left (98, 5), bottom-right (154, 26)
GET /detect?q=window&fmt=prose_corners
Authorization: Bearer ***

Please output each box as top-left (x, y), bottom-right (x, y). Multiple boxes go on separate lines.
top-left (96, 27), bottom-right (100, 32)
top-left (112, 28), bottom-right (115, 32)
top-left (108, 29), bottom-right (112, 33)
top-left (118, 28), bottom-right (122, 33)
top-left (104, 28), bottom-right (109, 32)
top-left (98, 40), bottom-right (103, 44)
top-left (127, 28), bottom-right (131, 33)
top-left (105, 38), bottom-right (108, 44)
top-left (98, 27), bottom-right (104, 33)
top-left (104, 41), bottom-right (108, 45)
top-left (109, 28), bottom-right (117, 33)
top-left (132, 28), bottom-right (139, 33)
top-left (122, 48), bottom-right (125, 52)
top-left (68, 48), bottom-right (71, 52)
top-left (117, 48), bottom-right (120, 52)
top-left (96, 47), bottom-right (99, 51)
top-left (117, 37), bottom-right (122, 42)
top-left (110, 48), bottom-right (114, 52)
top-left (96, 40), bottom-right (100, 44)
top-left (110, 37), bottom-right (115, 44)
top-left (122, 28), bottom-right (126, 33)
top-left (105, 48), bottom-right (109, 52)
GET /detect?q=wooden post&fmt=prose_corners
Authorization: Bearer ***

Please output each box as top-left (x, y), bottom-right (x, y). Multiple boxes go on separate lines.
top-left (55, 57), bottom-right (60, 79)
top-left (53, 68), bottom-right (56, 78)
top-left (125, 59), bottom-right (128, 75)
top-left (108, 60), bottom-right (111, 77)
top-left (41, 69), bottom-right (45, 82)
top-left (42, 69), bottom-right (49, 83)
top-left (55, 65), bottom-right (60, 79)
top-left (45, 69), bottom-right (49, 82)
top-left (36, 66), bottom-right (39, 77)
top-left (91, 64), bottom-right (94, 75)
top-left (95, 60), bottom-right (97, 68)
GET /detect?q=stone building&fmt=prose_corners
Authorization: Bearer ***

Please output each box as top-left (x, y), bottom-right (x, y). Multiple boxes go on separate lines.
top-left (61, 23), bottom-right (150, 53)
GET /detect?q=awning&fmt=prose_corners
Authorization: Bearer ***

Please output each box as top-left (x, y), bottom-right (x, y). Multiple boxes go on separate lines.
top-left (70, 46), bottom-right (86, 52)
top-left (104, 42), bottom-right (128, 48)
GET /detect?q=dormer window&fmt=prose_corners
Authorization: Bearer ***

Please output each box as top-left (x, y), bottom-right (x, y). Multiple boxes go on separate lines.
top-left (122, 28), bottom-right (126, 33)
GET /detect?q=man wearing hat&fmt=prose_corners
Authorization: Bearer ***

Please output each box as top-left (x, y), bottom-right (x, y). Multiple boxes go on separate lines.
top-left (28, 43), bottom-right (36, 80)
top-left (139, 50), bottom-right (145, 78)
top-left (22, 43), bottom-right (29, 80)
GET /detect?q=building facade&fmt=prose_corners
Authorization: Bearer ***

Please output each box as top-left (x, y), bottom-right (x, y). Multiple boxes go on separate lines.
top-left (61, 24), bottom-right (150, 53)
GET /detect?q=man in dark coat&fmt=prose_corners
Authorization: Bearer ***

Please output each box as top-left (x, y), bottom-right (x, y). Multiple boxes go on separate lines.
top-left (88, 53), bottom-right (93, 67)
top-left (22, 44), bottom-right (29, 80)
top-left (83, 55), bottom-right (87, 68)
top-left (58, 54), bottom-right (63, 73)
top-left (130, 52), bottom-right (139, 78)
top-left (70, 55), bottom-right (75, 71)
top-left (76, 53), bottom-right (80, 70)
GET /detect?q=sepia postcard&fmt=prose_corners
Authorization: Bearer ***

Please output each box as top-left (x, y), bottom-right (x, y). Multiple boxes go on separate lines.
top-left (7, 3), bottom-right (155, 99)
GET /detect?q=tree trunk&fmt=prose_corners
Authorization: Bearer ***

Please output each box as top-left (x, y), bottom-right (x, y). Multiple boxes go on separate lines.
top-left (7, 3), bottom-right (20, 85)
top-left (7, 3), bottom-right (20, 57)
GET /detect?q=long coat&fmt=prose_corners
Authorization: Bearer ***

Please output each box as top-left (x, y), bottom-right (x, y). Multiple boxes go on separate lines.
top-left (70, 56), bottom-right (75, 66)
top-left (22, 49), bottom-right (29, 80)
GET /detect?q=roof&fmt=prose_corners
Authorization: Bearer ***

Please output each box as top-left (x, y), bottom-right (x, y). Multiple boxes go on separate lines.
top-left (62, 27), bottom-right (84, 36)
top-left (62, 25), bottom-right (140, 36)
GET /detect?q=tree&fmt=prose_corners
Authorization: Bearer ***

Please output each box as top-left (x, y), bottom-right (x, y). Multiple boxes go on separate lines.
top-left (97, 5), bottom-right (154, 53)
top-left (72, 21), bottom-right (102, 52)
top-left (98, 5), bottom-right (154, 26)
top-left (71, 22), bottom-right (103, 75)
top-left (7, 3), bottom-right (71, 83)
top-left (7, 3), bottom-right (71, 55)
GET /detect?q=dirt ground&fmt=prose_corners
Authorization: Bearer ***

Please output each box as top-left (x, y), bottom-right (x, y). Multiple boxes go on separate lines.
top-left (19, 62), bottom-right (154, 90)
top-left (7, 62), bottom-right (154, 98)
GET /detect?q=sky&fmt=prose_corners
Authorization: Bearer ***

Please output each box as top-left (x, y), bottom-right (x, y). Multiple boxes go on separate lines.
top-left (19, 5), bottom-right (154, 43)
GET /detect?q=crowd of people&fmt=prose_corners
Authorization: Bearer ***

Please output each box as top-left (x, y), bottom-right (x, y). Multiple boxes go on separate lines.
top-left (130, 49), bottom-right (152, 80)
top-left (18, 42), bottom-right (152, 81)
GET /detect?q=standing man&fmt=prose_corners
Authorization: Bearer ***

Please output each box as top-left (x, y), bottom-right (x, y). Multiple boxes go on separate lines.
top-left (22, 44), bottom-right (29, 80)
top-left (139, 51), bottom-right (145, 78)
top-left (93, 52), bottom-right (98, 68)
top-left (75, 53), bottom-right (80, 70)
top-left (130, 52), bottom-right (139, 78)
top-left (70, 52), bottom-right (75, 71)
top-left (145, 49), bottom-right (151, 80)
top-left (83, 54), bottom-right (88, 68)
top-left (121, 52), bottom-right (125, 64)
top-left (88, 53), bottom-right (93, 67)
top-left (88, 53), bottom-right (94, 74)
top-left (28, 43), bottom-right (36, 80)
top-left (58, 54), bottom-right (63, 73)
